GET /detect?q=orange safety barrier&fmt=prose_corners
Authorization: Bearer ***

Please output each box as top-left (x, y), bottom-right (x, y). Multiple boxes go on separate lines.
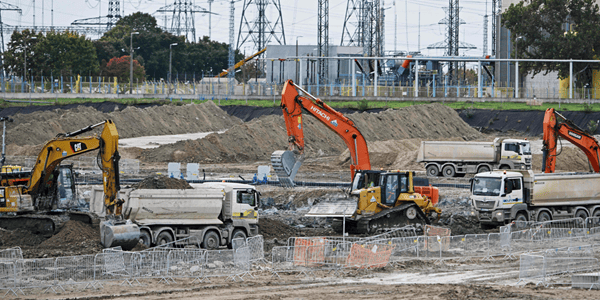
top-left (293, 237), bottom-right (326, 266)
top-left (346, 243), bottom-right (394, 269)
top-left (424, 225), bottom-right (451, 251)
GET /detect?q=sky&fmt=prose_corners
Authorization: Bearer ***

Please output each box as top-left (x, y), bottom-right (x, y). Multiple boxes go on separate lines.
top-left (0, 0), bottom-right (492, 57)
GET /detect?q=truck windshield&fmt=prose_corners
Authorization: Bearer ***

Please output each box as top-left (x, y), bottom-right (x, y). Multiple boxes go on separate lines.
top-left (520, 142), bottom-right (531, 155)
top-left (472, 177), bottom-right (502, 196)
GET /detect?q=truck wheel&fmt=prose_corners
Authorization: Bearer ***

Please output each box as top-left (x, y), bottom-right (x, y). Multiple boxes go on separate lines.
top-left (515, 213), bottom-right (528, 222)
top-left (442, 165), bottom-right (456, 178)
top-left (537, 211), bottom-right (551, 222)
top-left (228, 229), bottom-right (247, 249)
top-left (139, 230), bottom-right (152, 247)
top-left (203, 231), bottom-right (220, 250)
top-left (575, 209), bottom-right (589, 220)
top-left (477, 166), bottom-right (490, 173)
top-left (426, 165), bottom-right (440, 177)
top-left (156, 231), bottom-right (173, 246)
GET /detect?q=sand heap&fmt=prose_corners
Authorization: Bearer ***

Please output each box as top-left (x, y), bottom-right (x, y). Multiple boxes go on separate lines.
top-left (5, 101), bottom-right (241, 148)
top-left (140, 103), bottom-right (482, 164)
top-left (130, 175), bottom-right (192, 189)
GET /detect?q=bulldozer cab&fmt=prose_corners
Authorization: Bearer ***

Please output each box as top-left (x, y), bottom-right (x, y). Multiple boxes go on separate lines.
top-left (379, 172), bottom-right (410, 206)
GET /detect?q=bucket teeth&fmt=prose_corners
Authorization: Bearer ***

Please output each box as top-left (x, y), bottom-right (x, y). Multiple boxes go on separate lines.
top-left (271, 150), bottom-right (303, 187)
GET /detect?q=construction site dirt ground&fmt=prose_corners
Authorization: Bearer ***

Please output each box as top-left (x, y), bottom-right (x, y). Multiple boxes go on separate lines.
top-left (2, 101), bottom-right (600, 298)
top-left (7, 259), bottom-right (600, 299)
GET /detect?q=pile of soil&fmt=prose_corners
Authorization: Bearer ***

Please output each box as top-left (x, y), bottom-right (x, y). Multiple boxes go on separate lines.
top-left (140, 103), bottom-right (482, 164)
top-left (0, 220), bottom-right (103, 258)
top-left (0, 228), bottom-right (46, 247)
top-left (39, 220), bottom-right (99, 248)
top-left (130, 175), bottom-right (192, 189)
top-left (4, 100), bottom-right (241, 149)
top-left (533, 146), bottom-right (593, 173)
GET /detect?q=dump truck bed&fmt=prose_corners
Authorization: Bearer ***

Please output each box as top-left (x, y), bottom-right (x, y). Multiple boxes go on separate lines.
top-left (417, 141), bottom-right (497, 162)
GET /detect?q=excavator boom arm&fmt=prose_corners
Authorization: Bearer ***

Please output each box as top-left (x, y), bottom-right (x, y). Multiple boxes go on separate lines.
top-left (280, 80), bottom-right (371, 177)
top-left (542, 108), bottom-right (600, 173)
top-left (26, 120), bottom-right (121, 213)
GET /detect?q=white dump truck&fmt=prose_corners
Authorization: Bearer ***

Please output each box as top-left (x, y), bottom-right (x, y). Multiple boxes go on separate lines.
top-left (470, 170), bottom-right (600, 228)
top-left (91, 182), bottom-right (259, 249)
top-left (417, 138), bottom-right (532, 177)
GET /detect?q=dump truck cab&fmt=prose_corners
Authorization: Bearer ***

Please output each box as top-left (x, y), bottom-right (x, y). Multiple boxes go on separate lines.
top-left (471, 170), bottom-right (528, 226)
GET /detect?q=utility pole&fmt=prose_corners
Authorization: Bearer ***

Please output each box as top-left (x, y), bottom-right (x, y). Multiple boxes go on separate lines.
top-left (208, 0), bottom-right (214, 39)
top-left (130, 31), bottom-right (139, 94)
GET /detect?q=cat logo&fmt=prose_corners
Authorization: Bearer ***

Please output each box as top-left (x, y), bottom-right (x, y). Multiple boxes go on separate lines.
top-left (70, 142), bottom-right (88, 153)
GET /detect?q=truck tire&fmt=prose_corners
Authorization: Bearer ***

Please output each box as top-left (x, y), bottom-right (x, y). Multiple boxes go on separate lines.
top-left (515, 212), bottom-right (528, 222)
top-left (537, 211), bottom-right (551, 222)
top-left (442, 165), bottom-right (456, 178)
top-left (156, 231), bottom-right (173, 246)
top-left (426, 165), bottom-right (440, 177)
top-left (203, 231), bottom-right (220, 250)
top-left (139, 230), bottom-right (152, 247)
top-left (575, 209), bottom-right (589, 220)
top-left (477, 165), bottom-right (490, 173)
top-left (228, 229), bottom-right (247, 249)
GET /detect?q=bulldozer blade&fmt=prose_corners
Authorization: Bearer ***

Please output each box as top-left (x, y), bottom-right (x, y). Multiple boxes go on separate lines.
top-left (271, 150), bottom-right (304, 187)
top-left (100, 220), bottom-right (140, 250)
top-left (305, 200), bottom-right (356, 218)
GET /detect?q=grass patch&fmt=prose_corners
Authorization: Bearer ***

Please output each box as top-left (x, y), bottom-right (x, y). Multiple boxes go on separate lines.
top-left (2, 97), bottom-right (600, 112)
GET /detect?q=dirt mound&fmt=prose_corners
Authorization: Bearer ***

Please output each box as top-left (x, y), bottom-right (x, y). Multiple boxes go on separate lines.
top-left (5, 100), bottom-right (241, 149)
top-left (39, 220), bottom-right (99, 248)
top-left (259, 218), bottom-right (301, 241)
top-left (532, 147), bottom-right (592, 172)
top-left (140, 103), bottom-right (482, 163)
top-left (131, 175), bottom-right (192, 189)
top-left (0, 228), bottom-right (46, 248)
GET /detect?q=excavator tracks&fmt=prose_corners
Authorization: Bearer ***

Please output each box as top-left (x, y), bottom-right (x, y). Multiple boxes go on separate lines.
top-left (332, 203), bottom-right (429, 235)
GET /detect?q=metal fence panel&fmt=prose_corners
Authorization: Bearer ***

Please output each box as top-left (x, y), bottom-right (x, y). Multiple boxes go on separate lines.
top-left (246, 235), bottom-right (264, 262)
top-left (54, 255), bottom-right (95, 288)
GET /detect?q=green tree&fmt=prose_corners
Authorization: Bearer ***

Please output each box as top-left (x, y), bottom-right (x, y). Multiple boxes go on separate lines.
top-left (36, 30), bottom-right (99, 76)
top-left (96, 13), bottom-right (244, 80)
top-left (502, 0), bottom-right (600, 86)
top-left (2, 29), bottom-right (43, 78)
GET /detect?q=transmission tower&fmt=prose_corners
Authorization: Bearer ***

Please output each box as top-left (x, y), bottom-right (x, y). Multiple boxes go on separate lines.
top-left (0, 1), bottom-right (21, 53)
top-left (228, 0), bottom-right (235, 95)
top-left (236, 0), bottom-right (286, 52)
top-left (156, 0), bottom-right (210, 43)
top-left (483, 14), bottom-right (488, 56)
top-left (340, 0), bottom-right (383, 56)
top-left (71, 0), bottom-right (120, 34)
top-left (491, 0), bottom-right (498, 56)
top-left (317, 0), bottom-right (329, 84)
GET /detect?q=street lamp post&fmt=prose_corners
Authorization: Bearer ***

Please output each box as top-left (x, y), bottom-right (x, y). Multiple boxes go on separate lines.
top-left (129, 31), bottom-right (139, 94)
top-left (295, 36), bottom-right (302, 83)
top-left (169, 43), bottom-right (178, 94)
top-left (0, 117), bottom-right (13, 168)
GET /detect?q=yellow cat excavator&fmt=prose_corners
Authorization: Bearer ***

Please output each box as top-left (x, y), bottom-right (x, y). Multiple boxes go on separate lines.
top-left (0, 120), bottom-right (140, 250)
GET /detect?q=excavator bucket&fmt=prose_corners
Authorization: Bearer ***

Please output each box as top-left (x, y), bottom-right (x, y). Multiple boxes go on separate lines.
top-left (271, 150), bottom-right (304, 187)
top-left (100, 220), bottom-right (140, 250)
top-left (305, 200), bottom-right (356, 218)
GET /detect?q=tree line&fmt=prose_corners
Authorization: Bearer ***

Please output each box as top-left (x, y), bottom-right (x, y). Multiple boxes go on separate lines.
top-left (1, 12), bottom-right (244, 83)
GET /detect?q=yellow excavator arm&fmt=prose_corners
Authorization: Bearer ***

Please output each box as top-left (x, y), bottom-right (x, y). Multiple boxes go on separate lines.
top-left (25, 120), bottom-right (122, 214)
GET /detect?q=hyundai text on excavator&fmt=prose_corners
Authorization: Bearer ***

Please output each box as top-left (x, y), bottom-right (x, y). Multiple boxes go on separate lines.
top-left (0, 120), bottom-right (140, 250)
top-left (271, 79), bottom-right (441, 234)
top-left (542, 108), bottom-right (600, 173)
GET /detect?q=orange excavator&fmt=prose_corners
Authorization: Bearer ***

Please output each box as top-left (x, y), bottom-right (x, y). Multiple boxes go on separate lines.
top-left (542, 108), bottom-right (600, 173)
top-left (272, 80), bottom-right (440, 233)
